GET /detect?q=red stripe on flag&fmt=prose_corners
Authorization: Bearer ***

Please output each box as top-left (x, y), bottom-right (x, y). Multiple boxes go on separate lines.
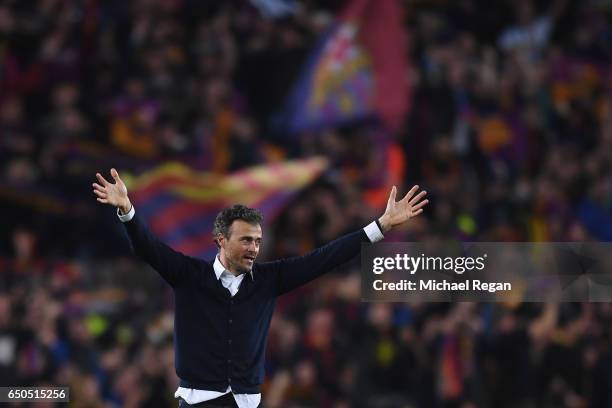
top-left (149, 200), bottom-right (227, 237)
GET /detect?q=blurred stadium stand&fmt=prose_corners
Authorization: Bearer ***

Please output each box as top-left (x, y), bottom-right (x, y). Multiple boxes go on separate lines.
top-left (1, 0), bottom-right (612, 406)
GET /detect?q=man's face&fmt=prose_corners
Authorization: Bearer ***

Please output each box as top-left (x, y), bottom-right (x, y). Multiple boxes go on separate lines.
top-left (218, 220), bottom-right (262, 275)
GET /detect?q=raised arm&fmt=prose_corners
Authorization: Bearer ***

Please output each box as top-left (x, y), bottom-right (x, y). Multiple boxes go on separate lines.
top-left (271, 185), bottom-right (429, 295)
top-left (93, 168), bottom-right (196, 287)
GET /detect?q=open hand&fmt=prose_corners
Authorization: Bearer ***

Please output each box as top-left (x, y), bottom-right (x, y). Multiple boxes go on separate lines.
top-left (92, 168), bottom-right (131, 213)
top-left (378, 185), bottom-right (428, 232)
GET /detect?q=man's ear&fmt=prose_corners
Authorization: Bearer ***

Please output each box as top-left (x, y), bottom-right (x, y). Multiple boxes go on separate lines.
top-left (216, 233), bottom-right (225, 248)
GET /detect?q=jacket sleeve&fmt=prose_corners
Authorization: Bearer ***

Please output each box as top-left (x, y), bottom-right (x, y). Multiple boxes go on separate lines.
top-left (122, 213), bottom-right (200, 287)
top-left (262, 229), bottom-right (369, 296)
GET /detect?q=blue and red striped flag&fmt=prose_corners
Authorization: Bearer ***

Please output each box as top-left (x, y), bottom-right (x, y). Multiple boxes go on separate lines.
top-left (279, 0), bottom-right (410, 133)
top-left (124, 157), bottom-right (328, 259)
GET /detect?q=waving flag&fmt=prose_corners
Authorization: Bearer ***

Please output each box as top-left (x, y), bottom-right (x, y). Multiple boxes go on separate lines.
top-left (279, 0), bottom-right (409, 133)
top-left (124, 158), bottom-right (328, 259)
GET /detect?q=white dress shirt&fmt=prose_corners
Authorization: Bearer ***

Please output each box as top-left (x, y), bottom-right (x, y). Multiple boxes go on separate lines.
top-left (118, 206), bottom-right (259, 407)
top-left (174, 257), bottom-right (261, 408)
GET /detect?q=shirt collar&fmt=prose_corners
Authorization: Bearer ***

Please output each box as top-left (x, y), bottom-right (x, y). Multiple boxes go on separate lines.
top-left (214, 255), bottom-right (254, 281)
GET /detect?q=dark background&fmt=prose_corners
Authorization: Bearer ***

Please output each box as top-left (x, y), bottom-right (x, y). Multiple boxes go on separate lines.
top-left (1, 0), bottom-right (612, 407)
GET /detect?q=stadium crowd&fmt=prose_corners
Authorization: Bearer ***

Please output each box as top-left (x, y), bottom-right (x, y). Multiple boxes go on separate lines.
top-left (1, 0), bottom-right (612, 406)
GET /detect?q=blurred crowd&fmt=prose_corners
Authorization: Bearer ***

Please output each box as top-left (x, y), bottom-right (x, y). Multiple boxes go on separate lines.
top-left (1, 0), bottom-right (612, 406)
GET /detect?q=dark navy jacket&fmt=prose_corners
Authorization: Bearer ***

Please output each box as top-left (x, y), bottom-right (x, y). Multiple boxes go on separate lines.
top-left (122, 213), bottom-right (375, 394)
